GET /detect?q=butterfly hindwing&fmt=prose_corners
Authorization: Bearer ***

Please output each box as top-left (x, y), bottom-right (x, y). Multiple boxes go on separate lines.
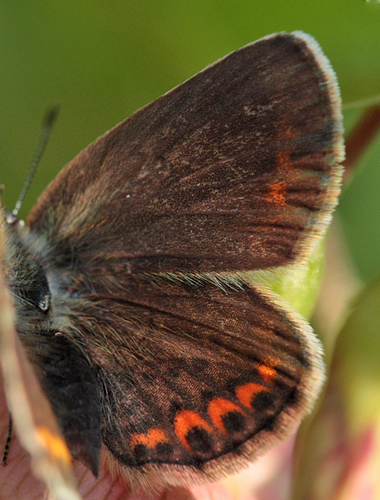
top-left (67, 273), bottom-right (323, 483)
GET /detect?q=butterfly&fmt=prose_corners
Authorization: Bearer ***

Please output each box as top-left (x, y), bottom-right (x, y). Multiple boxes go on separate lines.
top-left (0, 31), bottom-right (344, 497)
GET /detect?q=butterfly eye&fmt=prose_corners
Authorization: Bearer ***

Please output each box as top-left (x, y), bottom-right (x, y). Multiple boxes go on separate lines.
top-left (25, 264), bottom-right (51, 314)
top-left (8, 237), bottom-right (52, 315)
top-left (38, 293), bottom-right (50, 312)
top-left (27, 259), bottom-right (36, 271)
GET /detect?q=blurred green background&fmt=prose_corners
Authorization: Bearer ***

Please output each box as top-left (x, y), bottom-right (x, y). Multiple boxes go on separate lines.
top-left (1, 0), bottom-right (380, 283)
top-left (2, 3), bottom-right (380, 497)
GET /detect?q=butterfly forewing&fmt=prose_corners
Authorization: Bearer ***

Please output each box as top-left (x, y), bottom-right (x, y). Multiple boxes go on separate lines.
top-left (27, 32), bottom-right (343, 275)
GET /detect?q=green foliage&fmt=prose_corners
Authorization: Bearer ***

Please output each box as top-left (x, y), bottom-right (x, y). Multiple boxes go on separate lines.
top-left (1, 0), bottom-right (380, 286)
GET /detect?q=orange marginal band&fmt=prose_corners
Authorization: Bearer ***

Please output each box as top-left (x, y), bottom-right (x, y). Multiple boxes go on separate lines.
top-left (36, 425), bottom-right (71, 464)
top-left (130, 428), bottom-right (169, 450)
top-left (208, 398), bottom-right (245, 434)
top-left (236, 383), bottom-right (270, 409)
top-left (174, 410), bottom-right (213, 450)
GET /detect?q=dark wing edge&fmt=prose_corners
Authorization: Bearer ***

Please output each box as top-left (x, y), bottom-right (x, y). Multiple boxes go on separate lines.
top-left (285, 31), bottom-right (344, 268)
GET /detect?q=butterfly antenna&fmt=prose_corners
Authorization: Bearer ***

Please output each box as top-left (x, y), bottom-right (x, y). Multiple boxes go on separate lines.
top-left (12, 106), bottom-right (60, 217)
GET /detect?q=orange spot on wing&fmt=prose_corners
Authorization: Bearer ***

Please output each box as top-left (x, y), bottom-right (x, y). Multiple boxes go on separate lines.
top-left (258, 358), bottom-right (280, 385)
top-left (236, 383), bottom-right (270, 409)
top-left (174, 410), bottom-right (213, 450)
top-left (130, 428), bottom-right (169, 450)
top-left (208, 398), bottom-right (245, 434)
top-left (277, 152), bottom-right (293, 171)
top-left (266, 142), bottom-right (294, 206)
top-left (266, 181), bottom-right (287, 206)
top-left (36, 426), bottom-right (71, 464)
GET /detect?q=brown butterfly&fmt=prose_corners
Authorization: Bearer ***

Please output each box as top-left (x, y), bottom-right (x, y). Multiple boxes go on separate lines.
top-left (0, 31), bottom-right (344, 496)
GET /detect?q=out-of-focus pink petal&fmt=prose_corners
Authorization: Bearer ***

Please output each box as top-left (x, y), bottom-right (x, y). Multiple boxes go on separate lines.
top-left (220, 435), bottom-right (295, 500)
top-left (293, 279), bottom-right (380, 500)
